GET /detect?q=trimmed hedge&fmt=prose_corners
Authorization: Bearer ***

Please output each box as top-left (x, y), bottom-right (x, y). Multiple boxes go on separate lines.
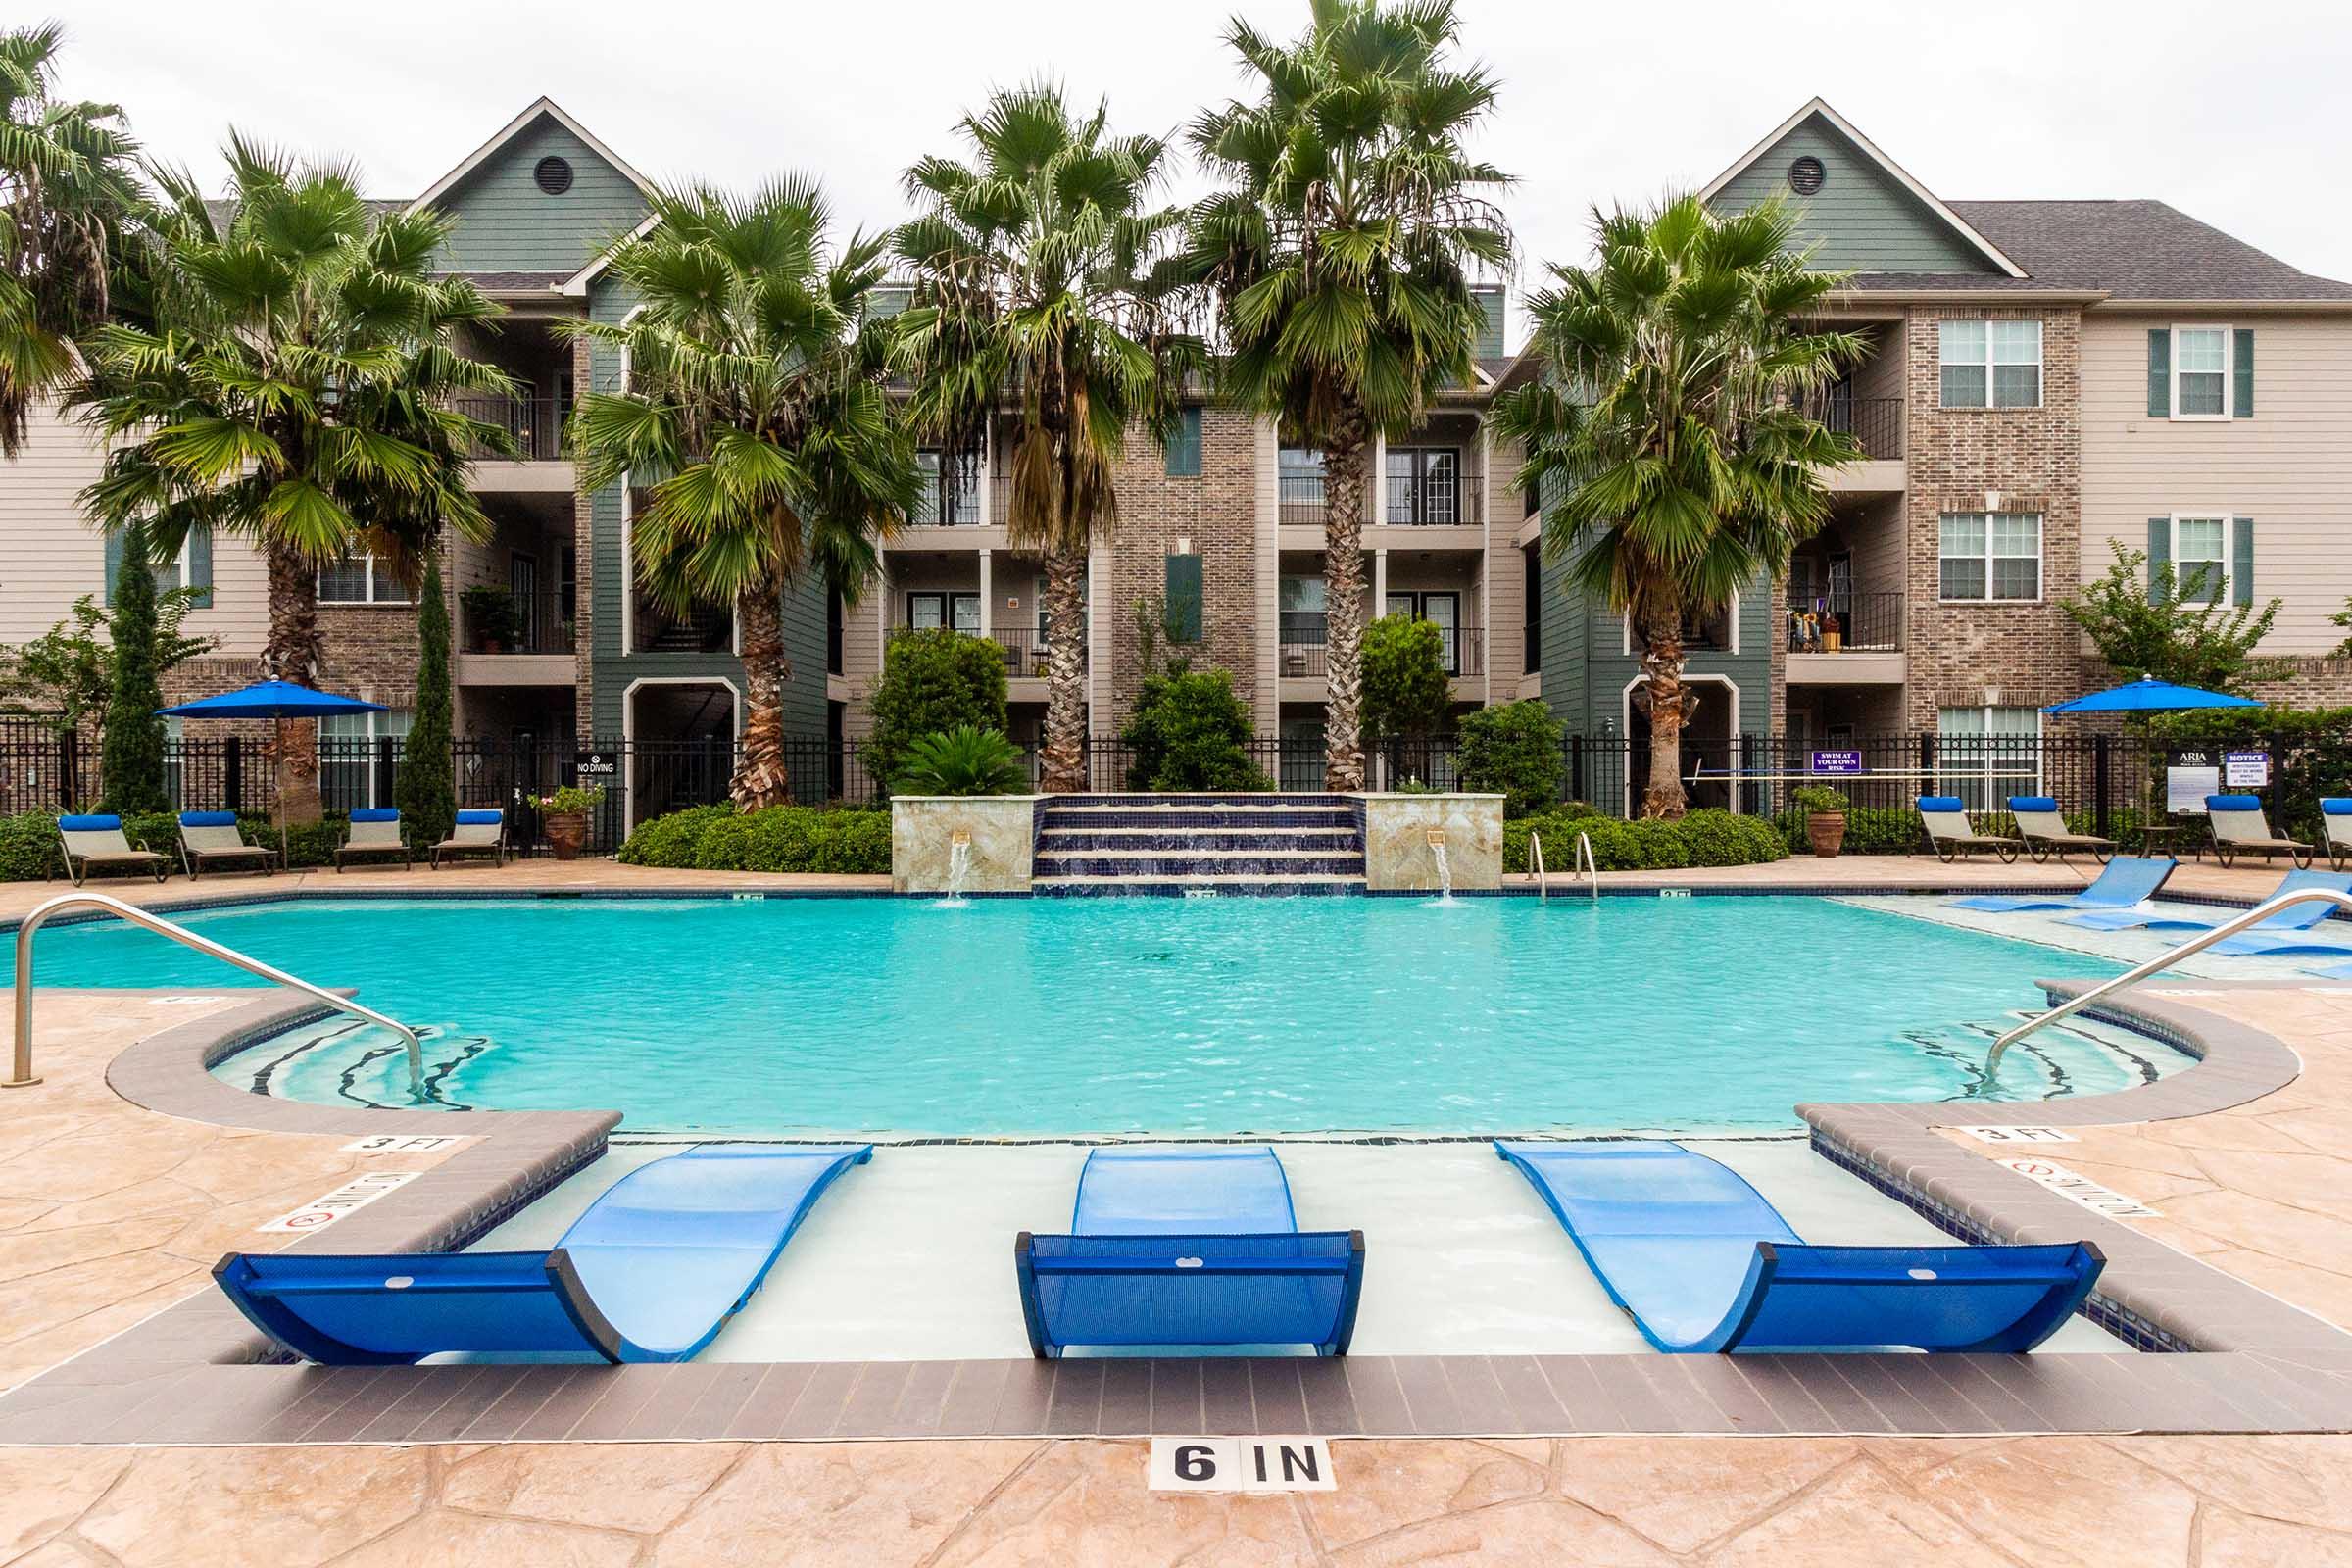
top-left (0, 809), bottom-right (349, 880)
top-left (617, 804), bottom-right (891, 875)
top-left (1504, 808), bottom-right (1787, 873)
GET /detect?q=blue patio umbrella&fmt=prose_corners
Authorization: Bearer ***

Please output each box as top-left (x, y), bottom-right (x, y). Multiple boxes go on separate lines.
top-left (159, 680), bottom-right (388, 859)
top-left (2040, 677), bottom-right (2263, 714)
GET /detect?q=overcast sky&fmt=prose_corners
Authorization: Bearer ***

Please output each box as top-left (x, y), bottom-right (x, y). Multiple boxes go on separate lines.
top-left (49, 0), bottom-right (2352, 345)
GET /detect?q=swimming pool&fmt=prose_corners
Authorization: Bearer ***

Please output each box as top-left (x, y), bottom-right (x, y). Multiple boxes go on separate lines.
top-left (21, 893), bottom-right (2178, 1135)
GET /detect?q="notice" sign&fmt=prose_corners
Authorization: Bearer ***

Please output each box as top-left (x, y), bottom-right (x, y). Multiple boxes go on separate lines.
top-left (1148, 1437), bottom-right (1337, 1493)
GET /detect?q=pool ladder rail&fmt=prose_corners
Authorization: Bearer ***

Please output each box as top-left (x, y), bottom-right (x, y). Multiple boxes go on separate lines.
top-left (1527, 830), bottom-right (1599, 903)
top-left (1985, 886), bottom-right (2352, 1077)
top-left (8, 891), bottom-right (424, 1097)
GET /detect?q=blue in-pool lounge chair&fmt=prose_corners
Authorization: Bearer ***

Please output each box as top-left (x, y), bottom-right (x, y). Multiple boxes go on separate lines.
top-left (214, 1145), bottom-right (871, 1364)
top-left (1495, 1141), bottom-right (2102, 1354)
top-left (1014, 1146), bottom-right (1364, 1359)
top-left (2065, 867), bottom-right (2352, 938)
top-left (1950, 855), bottom-right (2175, 914)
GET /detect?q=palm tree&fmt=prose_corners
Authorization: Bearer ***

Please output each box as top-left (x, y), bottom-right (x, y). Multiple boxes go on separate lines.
top-left (568, 179), bottom-right (923, 809)
top-left (0, 22), bottom-right (140, 456)
top-left (74, 139), bottom-right (512, 822)
top-left (1494, 194), bottom-right (1862, 818)
top-left (892, 82), bottom-right (1201, 794)
top-left (1188, 0), bottom-right (1509, 792)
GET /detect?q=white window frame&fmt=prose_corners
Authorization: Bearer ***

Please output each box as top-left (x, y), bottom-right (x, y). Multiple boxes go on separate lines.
top-left (2169, 511), bottom-right (2233, 604)
top-left (2170, 325), bottom-right (2233, 423)
top-left (1936, 704), bottom-right (2043, 810)
top-left (1937, 512), bottom-right (2043, 605)
top-left (1938, 318), bottom-right (2043, 410)
top-left (316, 553), bottom-right (411, 606)
top-left (152, 534), bottom-right (194, 593)
top-left (318, 708), bottom-right (414, 809)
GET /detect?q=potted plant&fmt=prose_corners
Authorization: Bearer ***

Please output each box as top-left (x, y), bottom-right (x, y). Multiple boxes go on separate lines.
top-left (529, 783), bottom-right (606, 860)
top-left (461, 586), bottom-right (524, 654)
top-left (1791, 784), bottom-right (1849, 858)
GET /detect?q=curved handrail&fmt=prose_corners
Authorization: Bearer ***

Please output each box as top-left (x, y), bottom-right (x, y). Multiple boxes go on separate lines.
top-left (10, 891), bottom-right (423, 1097)
top-left (1529, 831), bottom-right (1547, 900)
top-left (1575, 831), bottom-right (1599, 904)
top-left (1984, 886), bottom-right (2352, 1076)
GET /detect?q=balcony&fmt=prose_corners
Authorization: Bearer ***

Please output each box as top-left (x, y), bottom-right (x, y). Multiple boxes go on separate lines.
top-left (1810, 393), bottom-right (1905, 495)
top-left (1277, 470), bottom-right (1487, 530)
top-left (888, 624), bottom-right (1087, 681)
top-left (1279, 612), bottom-right (1484, 678)
top-left (1786, 588), bottom-right (1905, 685)
top-left (459, 396), bottom-right (574, 493)
top-left (633, 599), bottom-right (733, 655)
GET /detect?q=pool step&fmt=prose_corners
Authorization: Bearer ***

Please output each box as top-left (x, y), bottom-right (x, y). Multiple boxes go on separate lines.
top-left (1032, 872), bottom-right (1369, 897)
top-left (1035, 829), bottom-right (1362, 853)
top-left (1034, 852), bottom-right (1369, 878)
top-left (1032, 794), bottom-right (1367, 895)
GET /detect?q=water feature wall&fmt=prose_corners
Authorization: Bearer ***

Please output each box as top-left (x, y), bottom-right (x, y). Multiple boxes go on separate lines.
top-left (890, 797), bottom-right (1042, 893)
top-left (1358, 794), bottom-right (1504, 892)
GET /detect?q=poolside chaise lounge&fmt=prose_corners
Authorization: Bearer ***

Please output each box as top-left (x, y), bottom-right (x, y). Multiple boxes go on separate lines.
top-left (214, 1145), bottom-right (871, 1364)
top-left (2006, 796), bottom-right (2117, 864)
top-left (1949, 856), bottom-right (2175, 914)
top-left (335, 808), bottom-right (412, 872)
top-left (1495, 1141), bottom-right (2103, 1354)
top-left (1916, 796), bottom-right (2019, 863)
top-left (2324, 800), bottom-right (2352, 871)
top-left (2063, 868), bottom-right (2352, 954)
top-left (2206, 794), bottom-right (2313, 869)
top-left (1014, 1146), bottom-right (1364, 1359)
top-left (57, 813), bottom-right (168, 886)
top-left (176, 810), bottom-right (279, 879)
top-left (430, 808), bottom-right (506, 870)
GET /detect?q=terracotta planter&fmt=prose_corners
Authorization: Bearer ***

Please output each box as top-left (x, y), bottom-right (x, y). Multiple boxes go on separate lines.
top-left (543, 810), bottom-right (589, 860)
top-left (1806, 811), bottom-right (1847, 858)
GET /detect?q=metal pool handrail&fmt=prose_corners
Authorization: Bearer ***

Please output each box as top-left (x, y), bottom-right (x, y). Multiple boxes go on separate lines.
top-left (1576, 831), bottom-right (1598, 903)
top-left (9, 891), bottom-right (423, 1097)
top-left (1529, 831), bottom-right (1547, 900)
top-left (1984, 886), bottom-right (2352, 1076)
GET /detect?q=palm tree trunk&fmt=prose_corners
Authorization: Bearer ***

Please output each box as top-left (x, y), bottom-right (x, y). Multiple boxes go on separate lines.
top-left (1039, 546), bottom-right (1089, 793)
top-left (731, 580), bottom-right (795, 809)
top-left (261, 540), bottom-right (325, 824)
top-left (1320, 411), bottom-right (1373, 793)
top-left (1636, 607), bottom-right (1690, 820)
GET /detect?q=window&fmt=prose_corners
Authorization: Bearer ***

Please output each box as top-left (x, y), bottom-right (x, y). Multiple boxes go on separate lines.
top-left (1938, 319), bottom-right (2041, 409)
top-left (1938, 513), bottom-right (2041, 602)
top-left (906, 591), bottom-right (978, 632)
top-left (319, 709), bottom-right (413, 810)
top-left (1385, 447), bottom-right (1461, 525)
top-left (1164, 407), bottom-right (1202, 477)
top-left (2171, 514), bottom-right (2230, 604)
top-left (1938, 706), bottom-right (2040, 811)
top-left (316, 554), bottom-right (409, 605)
top-left (1385, 589), bottom-right (1464, 674)
top-left (2172, 327), bottom-right (2230, 419)
top-left (1278, 448), bottom-right (1324, 524)
top-left (912, 451), bottom-right (979, 525)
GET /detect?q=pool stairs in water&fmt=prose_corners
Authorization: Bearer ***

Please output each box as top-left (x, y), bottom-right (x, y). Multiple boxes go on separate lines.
top-left (1031, 794), bottom-right (1367, 895)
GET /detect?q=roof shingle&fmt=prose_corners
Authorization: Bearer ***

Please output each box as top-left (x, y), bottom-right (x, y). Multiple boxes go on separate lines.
top-left (1947, 200), bottom-right (2352, 302)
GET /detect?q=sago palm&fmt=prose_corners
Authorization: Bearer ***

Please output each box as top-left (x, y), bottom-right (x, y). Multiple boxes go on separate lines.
top-left (0, 22), bottom-right (140, 456)
top-left (1494, 194), bottom-right (1861, 818)
top-left (74, 138), bottom-right (512, 821)
top-left (893, 81), bottom-right (1201, 793)
top-left (1189, 0), bottom-right (1509, 791)
top-left (568, 179), bottom-right (923, 809)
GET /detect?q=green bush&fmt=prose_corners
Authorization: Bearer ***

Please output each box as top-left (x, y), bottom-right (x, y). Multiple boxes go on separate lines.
top-left (1454, 700), bottom-right (1563, 818)
top-left (1360, 612), bottom-right (1452, 743)
top-left (892, 726), bottom-right (1026, 796)
top-left (1120, 667), bottom-right (1271, 791)
top-left (863, 628), bottom-right (1010, 791)
top-left (617, 803), bottom-right (890, 875)
top-left (615, 802), bottom-right (738, 867)
top-left (1502, 807), bottom-right (1787, 873)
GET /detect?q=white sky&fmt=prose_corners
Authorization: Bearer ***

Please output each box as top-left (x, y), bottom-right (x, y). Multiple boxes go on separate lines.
top-left (50, 0), bottom-right (2352, 344)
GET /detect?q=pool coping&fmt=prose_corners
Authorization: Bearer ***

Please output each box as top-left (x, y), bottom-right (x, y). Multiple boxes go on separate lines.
top-left (5, 973), bottom-right (2352, 1445)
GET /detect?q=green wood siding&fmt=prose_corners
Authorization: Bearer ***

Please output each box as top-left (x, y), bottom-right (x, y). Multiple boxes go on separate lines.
top-left (430, 116), bottom-right (647, 275)
top-left (1711, 118), bottom-right (1993, 274)
top-left (1473, 286), bottom-right (1505, 360)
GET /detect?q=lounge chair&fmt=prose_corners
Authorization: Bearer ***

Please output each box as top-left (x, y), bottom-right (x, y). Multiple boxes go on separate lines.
top-left (2065, 867), bottom-right (2352, 935)
top-left (57, 813), bottom-right (168, 886)
top-left (213, 1145), bottom-right (871, 1364)
top-left (1014, 1146), bottom-right (1364, 1359)
top-left (2206, 794), bottom-right (2313, 869)
top-left (176, 810), bottom-right (279, 879)
top-left (1949, 856), bottom-right (2176, 914)
top-left (1494, 1141), bottom-right (2102, 1354)
top-left (430, 808), bottom-right (506, 869)
top-left (2323, 800), bottom-right (2352, 871)
top-left (2006, 796), bottom-right (2116, 864)
top-left (335, 808), bottom-right (412, 871)
top-left (1916, 796), bottom-right (2020, 863)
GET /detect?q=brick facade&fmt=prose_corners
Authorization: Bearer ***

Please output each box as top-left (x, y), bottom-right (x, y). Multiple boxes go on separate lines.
top-left (1106, 406), bottom-right (1262, 727)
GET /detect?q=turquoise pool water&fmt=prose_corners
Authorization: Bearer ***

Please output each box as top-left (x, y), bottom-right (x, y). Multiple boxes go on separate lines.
top-left (22, 894), bottom-right (2173, 1136)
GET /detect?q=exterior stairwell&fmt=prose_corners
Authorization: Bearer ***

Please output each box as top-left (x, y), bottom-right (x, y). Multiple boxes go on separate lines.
top-left (1030, 795), bottom-right (1366, 895)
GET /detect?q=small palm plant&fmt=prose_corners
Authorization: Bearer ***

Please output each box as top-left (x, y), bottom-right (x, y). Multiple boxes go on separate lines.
top-left (892, 726), bottom-right (1028, 797)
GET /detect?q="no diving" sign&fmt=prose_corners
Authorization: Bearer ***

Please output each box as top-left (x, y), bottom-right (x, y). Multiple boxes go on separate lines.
top-left (1148, 1437), bottom-right (1336, 1493)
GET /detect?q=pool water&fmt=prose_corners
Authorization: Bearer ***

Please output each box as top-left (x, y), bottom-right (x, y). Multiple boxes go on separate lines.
top-left (22, 894), bottom-right (2177, 1136)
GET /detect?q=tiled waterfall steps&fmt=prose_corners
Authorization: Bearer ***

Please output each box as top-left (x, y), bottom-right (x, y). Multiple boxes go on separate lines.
top-left (1031, 794), bottom-right (1367, 894)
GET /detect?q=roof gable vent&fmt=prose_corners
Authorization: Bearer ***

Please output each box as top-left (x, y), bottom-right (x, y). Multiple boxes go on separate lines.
top-left (534, 156), bottom-right (574, 196)
top-left (1787, 155), bottom-right (1826, 196)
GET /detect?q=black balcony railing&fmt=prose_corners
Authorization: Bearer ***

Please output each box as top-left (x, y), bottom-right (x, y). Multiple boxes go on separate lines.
top-left (1279, 612), bottom-right (1483, 676)
top-left (1787, 589), bottom-right (1902, 653)
top-left (888, 623), bottom-right (1088, 678)
top-left (1278, 471), bottom-right (1325, 528)
top-left (456, 396), bottom-right (568, 461)
top-left (1279, 471), bottom-right (1486, 528)
top-left (1811, 394), bottom-right (1902, 461)
top-left (466, 585), bottom-right (575, 656)
top-left (632, 599), bottom-right (732, 654)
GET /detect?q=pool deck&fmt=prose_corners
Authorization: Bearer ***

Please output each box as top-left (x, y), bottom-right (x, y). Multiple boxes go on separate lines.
top-left (5, 856), bottom-right (2352, 1561)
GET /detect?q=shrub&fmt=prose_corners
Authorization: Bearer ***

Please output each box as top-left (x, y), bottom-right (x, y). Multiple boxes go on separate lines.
top-left (1454, 701), bottom-right (1563, 818)
top-left (863, 628), bottom-right (1009, 790)
top-left (1360, 612), bottom-right (1451, 743)
top-left (1675, 808), bottom-right (1789, 866)
top-left (1120, 667), bottom-right (1271, 792)
top-left (1788, 784), bottom-right (1848, 816)
top-left (892, 726), bottom-right (1026, 796)
top-left (396, 559), bottom-right (459, 847)
top-left (1502, 807), bottom-right (1788, 873)
top-left (99, 526), bottom-right (170, 816)
top-left (617, 803), bottom-right (891, 875)
top-left (615, 803), bottom-right (739, 867)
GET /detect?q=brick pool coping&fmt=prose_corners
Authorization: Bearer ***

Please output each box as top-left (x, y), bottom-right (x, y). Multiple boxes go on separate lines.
top-left (6, 913), bottom-right (2352, 1442)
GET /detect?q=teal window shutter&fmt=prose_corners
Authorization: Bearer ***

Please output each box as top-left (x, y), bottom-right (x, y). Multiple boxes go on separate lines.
top-left (187, 525), bottom-right (214, 609)
top-left (1164, 553), bottom-right (1203, 643)
top-left (2146, 330), bottom-right (2170, 418)
top-left (2233, 329), bottom-right (2255, 417)
top-left (2145, 517), bottom-right (2170, 604)
top-left (1165, 408), bottom-right (1202, 478)
top-left (2231, 516), bottom-right (2254, 607)
top-left (103, 529), bottom-right (124, 606)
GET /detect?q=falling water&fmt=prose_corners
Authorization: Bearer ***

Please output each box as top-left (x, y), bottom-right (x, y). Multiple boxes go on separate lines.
top-left (1427, 829), bottom-right (1454, 904)
top-left (940, 833), bottom-right (974, 906)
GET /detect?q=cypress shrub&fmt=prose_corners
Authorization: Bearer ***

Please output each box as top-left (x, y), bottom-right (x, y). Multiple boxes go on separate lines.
top-left (99, 526), bottom-right (171, 816)
top-left (394, 558), bottom-right (458, 847)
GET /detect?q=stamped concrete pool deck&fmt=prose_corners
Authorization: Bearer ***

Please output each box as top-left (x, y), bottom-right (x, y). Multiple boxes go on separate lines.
top-left (4, 855), bottom-right (2352, 1562)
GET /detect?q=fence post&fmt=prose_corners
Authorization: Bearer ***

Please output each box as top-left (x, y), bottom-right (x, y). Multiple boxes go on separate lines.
top-left (376, 734), bottom-right (396, 810)
top-left (55, 729), bottom-right (76, 809)
top-left (1568, 736), bottom-right (1585, 804)
top-left (225, 737), bottom-right (244, 814)
top-left (2092, 734), bottom-right (2111, 839)
top-left (1917, 732), bottom-right (1935, 787)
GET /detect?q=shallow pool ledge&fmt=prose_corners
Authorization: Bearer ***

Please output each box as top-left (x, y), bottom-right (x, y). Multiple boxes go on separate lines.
top-left (1357, 793), bottom-right (1503, 892)
top-left (892, 795), bottom-right (1044, 894)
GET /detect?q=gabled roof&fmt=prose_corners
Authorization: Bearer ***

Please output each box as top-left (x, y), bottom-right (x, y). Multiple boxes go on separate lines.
top-left (405, 96), bottom-right (653, 217)
top-left (1950, 200), bottom-right (2352, 303)
top-left (1702, 98), bottom-right (2026, 279)
top-left (559, 213), bottom-right (661, 297)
